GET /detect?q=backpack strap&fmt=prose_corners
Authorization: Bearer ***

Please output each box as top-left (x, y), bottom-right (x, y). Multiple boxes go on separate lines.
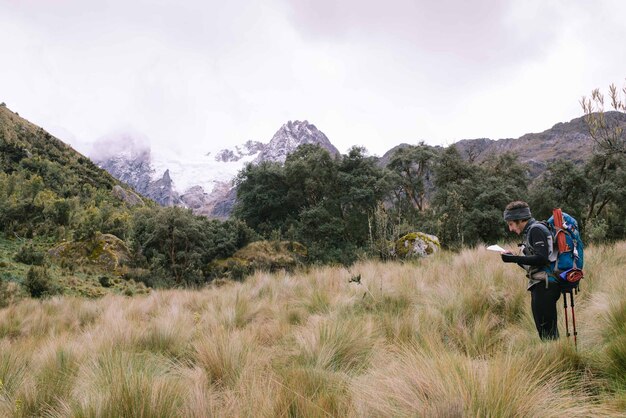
top-left (525, 222), bottom-right (557, 288)
top-left (526, 222), bottom-right (556, 261)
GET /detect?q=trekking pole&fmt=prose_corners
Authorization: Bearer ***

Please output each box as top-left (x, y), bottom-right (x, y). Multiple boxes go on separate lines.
top-left (563, 291), bottom-right (570, 340)
top-left (569, 291), bottom-right (578, 349)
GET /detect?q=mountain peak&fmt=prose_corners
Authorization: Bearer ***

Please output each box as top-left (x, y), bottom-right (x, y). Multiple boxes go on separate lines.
top-left (255, 120), bottom-right (339, 163)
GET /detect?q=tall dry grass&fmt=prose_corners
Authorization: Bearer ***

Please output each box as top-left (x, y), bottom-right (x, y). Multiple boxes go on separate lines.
top-left (0, 243), bottom-right (625, 416)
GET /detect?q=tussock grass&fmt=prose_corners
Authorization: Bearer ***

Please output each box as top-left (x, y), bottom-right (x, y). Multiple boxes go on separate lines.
top-left (274, 367), bottom-right (353, 417)
top-left (51, 351), bottom-right (185, 418)
top-left (0, 242), bottom-right (625, 416)
top-left (17, 342), bottom-right (80, 417)
top-left (355, 342), bottom-right (615, 417)
top-left (193, 326), bottom-right (256, 388)
top-left (290, 316), bottom-right (379, 373)
top-left (0, 346), bottom-right (26, 397)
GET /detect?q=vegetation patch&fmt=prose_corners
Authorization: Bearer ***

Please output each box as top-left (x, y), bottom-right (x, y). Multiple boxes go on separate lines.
top-left (208, 240), bottom-right (307, 280)
top-left (48, 233), bottom-right (131, 275)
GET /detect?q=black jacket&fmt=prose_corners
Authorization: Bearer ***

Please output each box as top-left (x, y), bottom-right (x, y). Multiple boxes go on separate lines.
top-left (501, 219), bottom-right (553, 288)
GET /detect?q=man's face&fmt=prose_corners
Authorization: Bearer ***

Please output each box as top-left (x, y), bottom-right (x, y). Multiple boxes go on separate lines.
top-left (507, 220), bottom-right (524, 235)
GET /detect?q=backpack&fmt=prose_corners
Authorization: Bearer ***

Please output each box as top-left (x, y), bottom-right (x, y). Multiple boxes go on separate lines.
top-left (544, 208), bottom-right (585, 290)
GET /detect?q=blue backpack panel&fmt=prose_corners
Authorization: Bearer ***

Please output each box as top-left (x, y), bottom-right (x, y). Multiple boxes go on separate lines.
top-left (545, 211), bottom-right (584, 289)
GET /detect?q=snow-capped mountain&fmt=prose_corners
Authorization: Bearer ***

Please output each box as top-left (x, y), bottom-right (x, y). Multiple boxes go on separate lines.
top-left (93, 120), bottom-right (339, 218)
top-left (215, 140), bottom-right (265, 162)
top-left (256, 120), bottom-right (339, 163)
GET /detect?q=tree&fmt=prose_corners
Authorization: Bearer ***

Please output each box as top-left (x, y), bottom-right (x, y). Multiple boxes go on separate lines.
top-left (528, 159), bottom-right (589, 222)
top-left (431, 147), bottom-right (478, 248)
top-left (431, 148), bottom-right (530, 247)
top-left (338, 146), bottom-right (392, 246)
top-left (234, 161), bottom-right (294, 236)
top-left (473, 153), bottom-right (530, 243)
top-left (434, 146), bottom-right (476, 188)
top-left (73, 206), bottom-right (102, 241)
top-left (131, 206), bottom-right (254, 286)
top-left (583, 153), bottom-right (626, 238)
top-left (387, 143), bottom-right (438, 212)
top-left (580, 81), bottom-right (626, 155)
top-left (131, 206), bottom-right (206, 285)
top-left (284, 144), bottom-right (339, 208)
top-left (297, 203), bottom-right (347, 263)
top-left (580, 81), bottom-right (626, 231)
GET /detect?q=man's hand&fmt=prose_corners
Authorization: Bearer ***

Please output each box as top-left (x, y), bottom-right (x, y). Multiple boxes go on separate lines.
top-left (501, 251), bottom-right (516, 262)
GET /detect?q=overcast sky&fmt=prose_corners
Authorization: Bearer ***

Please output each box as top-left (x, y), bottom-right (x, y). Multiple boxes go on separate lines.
top-left (1, 0), bottom-right (625, 157)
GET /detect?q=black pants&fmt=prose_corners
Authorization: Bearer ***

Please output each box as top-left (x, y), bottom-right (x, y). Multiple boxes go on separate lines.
top-left (530, 281), bottom-right (561, 340)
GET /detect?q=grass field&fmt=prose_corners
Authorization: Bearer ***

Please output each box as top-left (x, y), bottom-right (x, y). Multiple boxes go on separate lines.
top-left (1, 242), bottom-right (625, 417)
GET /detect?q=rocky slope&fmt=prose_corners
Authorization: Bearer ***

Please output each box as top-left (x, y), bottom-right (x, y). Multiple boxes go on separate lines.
top-left (95, 148), bottom-right (183, 207)
top-left (379, 112), bottom-right (626, 176)
top-left (451, 112), bottom-right (626, 175)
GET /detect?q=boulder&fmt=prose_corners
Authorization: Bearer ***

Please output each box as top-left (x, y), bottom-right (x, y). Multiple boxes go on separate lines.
top-left (394, 232), bottom-right (440, 258)
top-left (48, 233), bottom-right (131, 274)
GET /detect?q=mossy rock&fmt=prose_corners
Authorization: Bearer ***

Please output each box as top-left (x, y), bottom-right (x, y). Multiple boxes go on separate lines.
top-left (208, 240), bottom-right (307, 280)
top-left (394, 232), bottom-right (440, 258)
top-left (48, 233), bottom-right (131, 274)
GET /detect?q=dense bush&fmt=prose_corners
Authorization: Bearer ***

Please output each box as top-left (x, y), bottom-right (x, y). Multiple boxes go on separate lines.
top-left (234, 144), bottom-right (530, 256)
top-left (24, 266), bottom-right (57, 298)
top-left (13, 243), bottom-right (46, 265)
top-left (235, 145), bottom-right (392, 263)
top-left (99, 276), bottom-right (112, 288)
top-left (130, 206), bottom-right (257, 286)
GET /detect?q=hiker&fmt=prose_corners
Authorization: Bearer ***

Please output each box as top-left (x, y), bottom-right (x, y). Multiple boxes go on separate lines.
top-left (500, 201), bottom-right (560, 340)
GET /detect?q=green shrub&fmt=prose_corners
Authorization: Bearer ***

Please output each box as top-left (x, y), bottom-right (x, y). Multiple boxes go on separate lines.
top-left (14, 243), bottom-right (46, 265)
top-left (207, 258), bottom-right (251, 281)
top-left (123, 268), bottom-right (159, 288)
top-left (0, 277), bottom-right (8, 308)
top-left (585, 217), bottom-right (608, 243)
top-left (99, 276), bottom-right (112, 288)
top-left (229, 259), bottom-right (251, 281)
top-left (24, 266), bottom-right (57, 298)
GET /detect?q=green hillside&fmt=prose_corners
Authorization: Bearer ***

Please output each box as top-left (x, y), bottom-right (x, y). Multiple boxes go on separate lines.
top-left (0, 104), bottom-right (121, 192)
top-left (0, 104), bottom-right (256, 299)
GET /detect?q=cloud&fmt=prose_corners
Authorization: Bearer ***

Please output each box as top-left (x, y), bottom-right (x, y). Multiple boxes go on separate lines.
top-left (89, 128), bottom-right (151, 160)
top-left (1, 0), bottom-right (625, 159)
top-left (280, 0), bottom-right (560, 73)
